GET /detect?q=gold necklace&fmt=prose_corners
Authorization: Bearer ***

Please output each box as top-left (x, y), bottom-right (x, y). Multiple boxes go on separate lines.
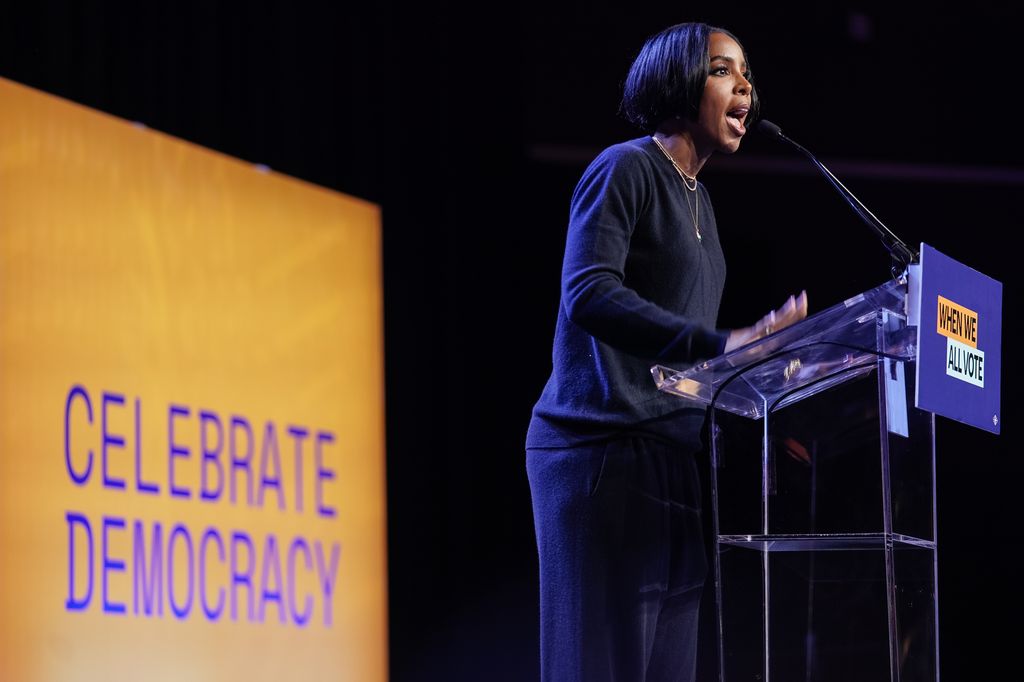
top-left (651, 135), bottom-right (702, 243)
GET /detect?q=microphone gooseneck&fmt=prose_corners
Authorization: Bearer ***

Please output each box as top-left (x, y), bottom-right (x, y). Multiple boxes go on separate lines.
top-left (755, 119), bottom-right (918, 270)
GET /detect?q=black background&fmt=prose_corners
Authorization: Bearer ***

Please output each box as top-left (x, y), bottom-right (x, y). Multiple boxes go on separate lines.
top-left (2, 2), bottom-right (1019, 680)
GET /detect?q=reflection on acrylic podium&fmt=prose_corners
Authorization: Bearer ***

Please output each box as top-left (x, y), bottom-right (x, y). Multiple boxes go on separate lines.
top-left (653, 278), bottom-right (939, 682)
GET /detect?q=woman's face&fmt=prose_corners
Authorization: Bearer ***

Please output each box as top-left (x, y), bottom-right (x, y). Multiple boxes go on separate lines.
top-left (692, 32), bottom-right (752, 155)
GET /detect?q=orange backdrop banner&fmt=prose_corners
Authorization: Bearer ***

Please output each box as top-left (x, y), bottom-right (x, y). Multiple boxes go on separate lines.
top-left (0, 77), bottom-right (387, 682)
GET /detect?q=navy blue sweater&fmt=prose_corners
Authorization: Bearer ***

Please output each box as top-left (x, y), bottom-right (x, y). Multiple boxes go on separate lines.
top-left (527, 136), bottom-right (729, 449)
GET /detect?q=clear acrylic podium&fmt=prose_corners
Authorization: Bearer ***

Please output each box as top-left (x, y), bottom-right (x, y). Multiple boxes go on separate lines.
top-left (652, 278), bottom-right (939, 682)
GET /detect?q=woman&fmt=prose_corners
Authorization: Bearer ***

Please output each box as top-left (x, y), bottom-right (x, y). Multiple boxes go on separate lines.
top-left (525, 22), bottom-right (807, 682)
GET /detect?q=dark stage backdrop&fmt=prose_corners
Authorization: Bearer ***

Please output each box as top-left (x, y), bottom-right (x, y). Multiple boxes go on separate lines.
top-left (3, 3), bottom-right (1019, 680)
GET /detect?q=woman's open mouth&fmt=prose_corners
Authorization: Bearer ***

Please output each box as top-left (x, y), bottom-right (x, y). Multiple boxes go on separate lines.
top-left (726, 106), bottom-right (749, 136)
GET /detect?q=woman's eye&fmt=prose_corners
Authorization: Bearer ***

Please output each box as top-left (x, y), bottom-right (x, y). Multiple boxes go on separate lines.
top-left (710, 66), bottom-right (728, 76)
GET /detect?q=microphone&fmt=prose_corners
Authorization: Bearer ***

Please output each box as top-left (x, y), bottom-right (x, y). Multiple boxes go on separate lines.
top-left (755, 119), bottom-right (918, 270)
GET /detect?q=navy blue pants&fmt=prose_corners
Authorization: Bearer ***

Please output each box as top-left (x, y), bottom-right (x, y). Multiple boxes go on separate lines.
top-left (526, 436), bottom-right (708, 682)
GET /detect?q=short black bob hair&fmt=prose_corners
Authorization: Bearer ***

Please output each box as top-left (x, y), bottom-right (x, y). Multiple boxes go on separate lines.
top-left (620, 22), bottom-right (759, 133)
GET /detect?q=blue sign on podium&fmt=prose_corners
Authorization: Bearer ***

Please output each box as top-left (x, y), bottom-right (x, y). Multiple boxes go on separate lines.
top-left (909, 243), bottom-right (1002, 434)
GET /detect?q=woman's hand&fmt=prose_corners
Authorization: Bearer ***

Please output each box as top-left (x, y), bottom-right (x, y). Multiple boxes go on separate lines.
top-left (724, 290), bottom-right (808, 353)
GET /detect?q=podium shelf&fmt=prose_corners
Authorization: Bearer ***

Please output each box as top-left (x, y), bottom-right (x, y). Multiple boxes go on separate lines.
top-left (719, 533), bottom-right (936, 552)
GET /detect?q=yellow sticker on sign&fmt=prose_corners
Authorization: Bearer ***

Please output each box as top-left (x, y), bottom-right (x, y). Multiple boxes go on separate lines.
top-left (936, 295), bottom-right (978, 349)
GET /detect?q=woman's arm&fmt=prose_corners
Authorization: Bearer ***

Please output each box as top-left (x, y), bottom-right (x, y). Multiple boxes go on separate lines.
top-left (561, 145), bottom-right (807, 362)
top-left (560, 146), bottom-right (728, 363)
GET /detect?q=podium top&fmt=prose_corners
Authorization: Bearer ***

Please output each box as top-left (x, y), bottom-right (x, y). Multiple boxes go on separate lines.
top-left (652, 279), bottom-right (916, 419)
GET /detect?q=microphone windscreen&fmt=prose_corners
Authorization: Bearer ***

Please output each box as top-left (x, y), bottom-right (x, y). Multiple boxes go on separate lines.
top-left (755, 119), bottom-right (783, 138)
